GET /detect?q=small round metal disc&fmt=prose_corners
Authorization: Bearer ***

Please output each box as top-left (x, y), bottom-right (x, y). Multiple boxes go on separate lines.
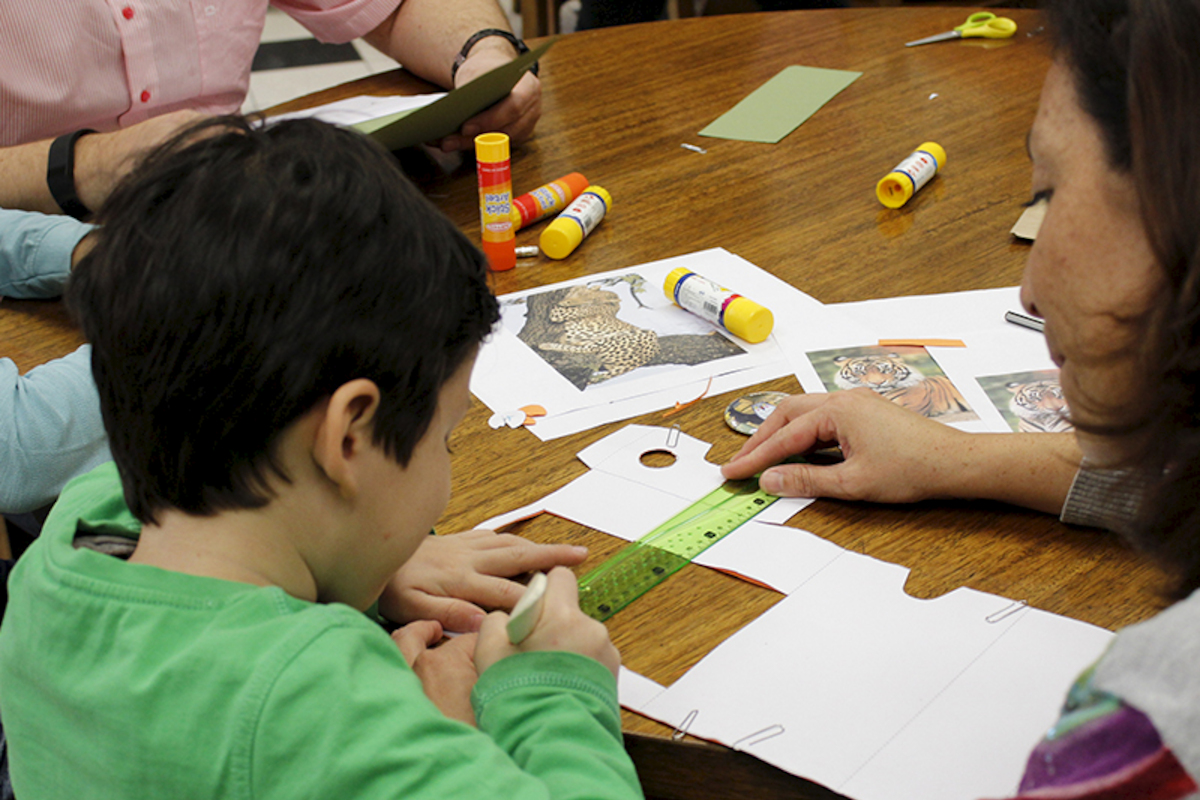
top-left (724, 391), bottom-right (790, 435)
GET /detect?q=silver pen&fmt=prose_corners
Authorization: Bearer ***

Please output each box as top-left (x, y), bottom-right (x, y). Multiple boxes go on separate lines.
top-left (1004, 310), bottom-right (1045, 333)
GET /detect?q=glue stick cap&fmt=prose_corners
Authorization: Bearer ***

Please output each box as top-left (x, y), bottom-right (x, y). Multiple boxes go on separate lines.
top-left (540, 185), bottom-right (613, 260)
top-left (475, 132), bottom-right (510, 162)
top-left (725, 297), bottom-right (774, 344)
top-left (875, 141), bottom-right (947, 209)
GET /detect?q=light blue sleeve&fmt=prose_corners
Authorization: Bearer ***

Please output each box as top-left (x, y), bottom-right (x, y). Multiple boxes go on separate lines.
top-left (0, 346), bottom-right (110, 514)
top-left (0, 207), bottom-right (94, 299)
top-left (1, 208), bottom-right (109, 513)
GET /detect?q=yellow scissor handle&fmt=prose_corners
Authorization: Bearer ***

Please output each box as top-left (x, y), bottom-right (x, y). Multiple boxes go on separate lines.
top-left (956, 12), bottom-right (1017, 39)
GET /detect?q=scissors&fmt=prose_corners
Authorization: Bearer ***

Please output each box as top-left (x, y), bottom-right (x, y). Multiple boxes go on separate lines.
top-left (905, 12), bottom-right (1018, 47)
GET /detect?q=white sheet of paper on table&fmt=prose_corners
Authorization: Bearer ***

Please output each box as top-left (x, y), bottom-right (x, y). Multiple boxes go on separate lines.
top-left (267, 94), bottom-right (443, 126)
top-left (927, 332), bottom-right (1060, 434)
top-left (627, 551), bottom-right (1114, 800)
top-left (781, 287), bottom-right (1057, 433)
top-left (471, 248), bottom-right (870, 441)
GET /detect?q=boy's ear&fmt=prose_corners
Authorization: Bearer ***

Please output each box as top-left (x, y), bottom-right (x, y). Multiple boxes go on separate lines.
top-left (311, 379), bottom-right (382, 498)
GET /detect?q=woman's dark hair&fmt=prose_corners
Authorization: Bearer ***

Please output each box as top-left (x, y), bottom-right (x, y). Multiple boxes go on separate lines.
top-left (67, 117), bottom-right (499, 524)
top-left (1050, 0), bottom-right (1200, 598)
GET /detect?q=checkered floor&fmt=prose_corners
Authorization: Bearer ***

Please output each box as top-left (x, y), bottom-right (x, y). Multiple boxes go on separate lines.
top-left (243, 1), bottom-right (526, 114)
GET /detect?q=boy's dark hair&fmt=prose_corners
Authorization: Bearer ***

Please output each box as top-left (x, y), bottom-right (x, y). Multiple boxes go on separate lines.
top-left (67, 117), bottom-right (499, 524)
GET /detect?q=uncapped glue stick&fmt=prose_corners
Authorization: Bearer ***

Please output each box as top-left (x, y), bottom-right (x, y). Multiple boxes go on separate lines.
top-left (876, 142), bottom-right (946, 209)
top-left (475, 133), bottom-right (516, 271)
top-left (663, 268), bottom-right (774, 344)
top-left (511, 172), bottom-right (589, 230)
top-left (540, 185), bottom-right (612, 260)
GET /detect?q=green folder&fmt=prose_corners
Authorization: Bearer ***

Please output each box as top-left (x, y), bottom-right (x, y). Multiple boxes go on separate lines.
top-left (699, 65), bottom-right (861, 144)
top-left (353, 38), bottom-right (554, 151)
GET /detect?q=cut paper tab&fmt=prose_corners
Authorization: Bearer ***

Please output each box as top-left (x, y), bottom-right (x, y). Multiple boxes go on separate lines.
top-left (877, 338), bottom-right (966, 348)
top-left (699, 65), bottom-right (862, 144)
top-left (1011, 197), bottom-right (1047, 241)
top-left (487, 404), bottom-right (547, 429)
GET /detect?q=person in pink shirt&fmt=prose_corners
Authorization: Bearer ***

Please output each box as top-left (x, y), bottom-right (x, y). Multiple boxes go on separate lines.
top-left (0, 0), bottom-right (540, 218)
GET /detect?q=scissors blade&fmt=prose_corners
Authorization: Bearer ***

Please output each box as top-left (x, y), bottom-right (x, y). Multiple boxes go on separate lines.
top-left (905, 30), bottom-right (961, 47)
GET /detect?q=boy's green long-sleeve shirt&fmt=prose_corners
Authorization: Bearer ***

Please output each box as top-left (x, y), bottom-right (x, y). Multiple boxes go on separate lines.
top-left (0, 462), bottom-right (643, 800)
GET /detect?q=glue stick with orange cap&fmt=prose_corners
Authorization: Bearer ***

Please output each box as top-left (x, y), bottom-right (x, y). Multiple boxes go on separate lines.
top-left (540, 185), bottom-right (612, 260)
top-left (876, 142), bottom-right (947, 209)
top-left (475, 133), bottom-right (516, 271)
top-left (511, 172), bottom-right (590, 231)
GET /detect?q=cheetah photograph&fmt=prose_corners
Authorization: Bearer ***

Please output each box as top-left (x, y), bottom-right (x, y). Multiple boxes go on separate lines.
top-left (502, 272), bottom-right (748, 391)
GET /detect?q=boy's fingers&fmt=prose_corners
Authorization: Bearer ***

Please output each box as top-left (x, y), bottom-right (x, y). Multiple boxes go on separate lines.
top-left (391, 620), bottom-right (444, 666)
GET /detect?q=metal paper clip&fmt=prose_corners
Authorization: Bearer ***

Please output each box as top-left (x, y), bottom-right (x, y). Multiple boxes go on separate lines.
top-left (732, 724), bottom-right (785, 749)
top-left (671, 709), bottom-right (699, 741)
top-left (665, 424), bottom-right (681, 449)
top-left (986, 599), bottom-right (1028, 623)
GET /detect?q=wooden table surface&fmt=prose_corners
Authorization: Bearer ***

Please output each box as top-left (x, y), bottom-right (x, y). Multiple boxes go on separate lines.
top-left (3, 8), bottom-right (1170, 798)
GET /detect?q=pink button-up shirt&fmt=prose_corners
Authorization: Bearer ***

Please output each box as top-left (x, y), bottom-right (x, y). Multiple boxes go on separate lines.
top-left (0, 0), bottom-right (400, 146)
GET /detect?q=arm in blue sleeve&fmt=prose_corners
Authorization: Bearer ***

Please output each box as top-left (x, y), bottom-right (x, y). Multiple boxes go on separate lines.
top-left (0, 208), bottom-right (94, 299)
top-left (0, 346), bottom-right (110, 514)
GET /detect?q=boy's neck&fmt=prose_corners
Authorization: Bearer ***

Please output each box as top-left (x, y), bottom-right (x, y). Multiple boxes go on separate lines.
top-left (129, 502), bottom-right (322, 602)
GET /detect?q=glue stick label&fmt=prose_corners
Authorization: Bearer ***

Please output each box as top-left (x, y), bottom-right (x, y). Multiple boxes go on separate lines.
top-left (672, 272), bottom-right (739, 328)
top-left (527, 185), bottom-right (566, 215)
top-left (560, 191), bottom-right (608, 236)
top-left (889, 149), bottom-right (940, 193)
top-left (477, 158), bottom-right (513, 240)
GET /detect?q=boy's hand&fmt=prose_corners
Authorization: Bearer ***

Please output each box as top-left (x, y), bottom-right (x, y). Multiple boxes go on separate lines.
top-left (475, 567), bottom-right (620, 679)
top-left (379, 530), bottom-right (588, 633)
top-left (391, 621), bottom-right (479, 726)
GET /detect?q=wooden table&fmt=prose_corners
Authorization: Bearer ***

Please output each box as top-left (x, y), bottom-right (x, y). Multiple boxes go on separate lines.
top-left (3, 8), bottom-right (1169, 798)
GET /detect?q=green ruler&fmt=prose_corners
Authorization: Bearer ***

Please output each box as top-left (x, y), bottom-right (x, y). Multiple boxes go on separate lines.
top-left (578, 478), bottom-right (778, 622)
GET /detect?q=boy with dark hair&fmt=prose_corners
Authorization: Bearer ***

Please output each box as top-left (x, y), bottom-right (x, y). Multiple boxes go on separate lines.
top-left (0, 117), bottom-right (641, 800)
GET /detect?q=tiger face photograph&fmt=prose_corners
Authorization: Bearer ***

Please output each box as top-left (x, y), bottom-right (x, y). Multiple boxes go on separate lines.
top-left (976, 369), bottom-right (1073, 434)
top-left (806, 345), bottom-right (979, 424)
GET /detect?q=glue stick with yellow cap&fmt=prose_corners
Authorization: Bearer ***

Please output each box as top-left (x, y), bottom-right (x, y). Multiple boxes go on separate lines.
top-left (475, 133), bottom-right (516, 271)
top-left (663, 267), bottom-right (774, 344)
top-left (876, 142), bottom-right (946, 209)
top-left (540, 185), bottom-right (612, 260)
top-left (511, 172), bottom-right (590, 231)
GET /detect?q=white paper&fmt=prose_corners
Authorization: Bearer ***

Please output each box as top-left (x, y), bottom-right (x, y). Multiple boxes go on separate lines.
top-left (267, 93), bottom-right (443, 126)
top-left (473, 249), bottom-right (867, 440)
top-left (632, 555), bottom-right (1113, 800)
top-left (781, 287), bottom-right (1060, 433)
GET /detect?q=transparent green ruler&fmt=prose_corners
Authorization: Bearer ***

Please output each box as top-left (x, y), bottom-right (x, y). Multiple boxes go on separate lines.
top-left (578, 478), bottom-right (778, 622)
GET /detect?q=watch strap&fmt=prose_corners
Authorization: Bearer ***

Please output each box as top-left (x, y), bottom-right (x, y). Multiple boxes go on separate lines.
top-left (47, 129), bottom-right (97, 220)
top-left (451, 28), bottom-right (538, 85)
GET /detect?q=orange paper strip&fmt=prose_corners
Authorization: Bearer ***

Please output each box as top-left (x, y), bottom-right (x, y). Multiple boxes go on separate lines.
top-left (877, 338), bottom-right (966, 348)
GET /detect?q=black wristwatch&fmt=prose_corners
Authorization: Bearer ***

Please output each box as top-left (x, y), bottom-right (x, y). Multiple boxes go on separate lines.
top-left (451, 29), bottom-right (539, 85)
top-left (47, 129), bottom-right (97, 220)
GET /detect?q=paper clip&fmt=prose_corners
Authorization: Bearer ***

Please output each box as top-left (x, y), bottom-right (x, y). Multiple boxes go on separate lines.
top-left (671, 709), bottom-right (699, 741)
top-left (665, 424), bottom-right (682, 449)
top-left (732, 724), bottom-right (785, 749)
top-left (680, 143), bottom-right (707, 154)
top-left (986, 599), bottom-right (1028, 623)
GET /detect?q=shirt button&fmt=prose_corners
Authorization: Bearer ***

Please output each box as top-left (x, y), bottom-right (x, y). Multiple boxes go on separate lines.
top-left (122, 6), bottom-right (134, 19)
top-left (140, 90), bottom-right (151, 103)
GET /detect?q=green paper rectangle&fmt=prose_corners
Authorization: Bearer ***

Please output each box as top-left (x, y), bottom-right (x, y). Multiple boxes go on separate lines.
top-left (699, 65), bottom-right (862, 144)
top-left (352, 38), bottom-right (554, 151)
